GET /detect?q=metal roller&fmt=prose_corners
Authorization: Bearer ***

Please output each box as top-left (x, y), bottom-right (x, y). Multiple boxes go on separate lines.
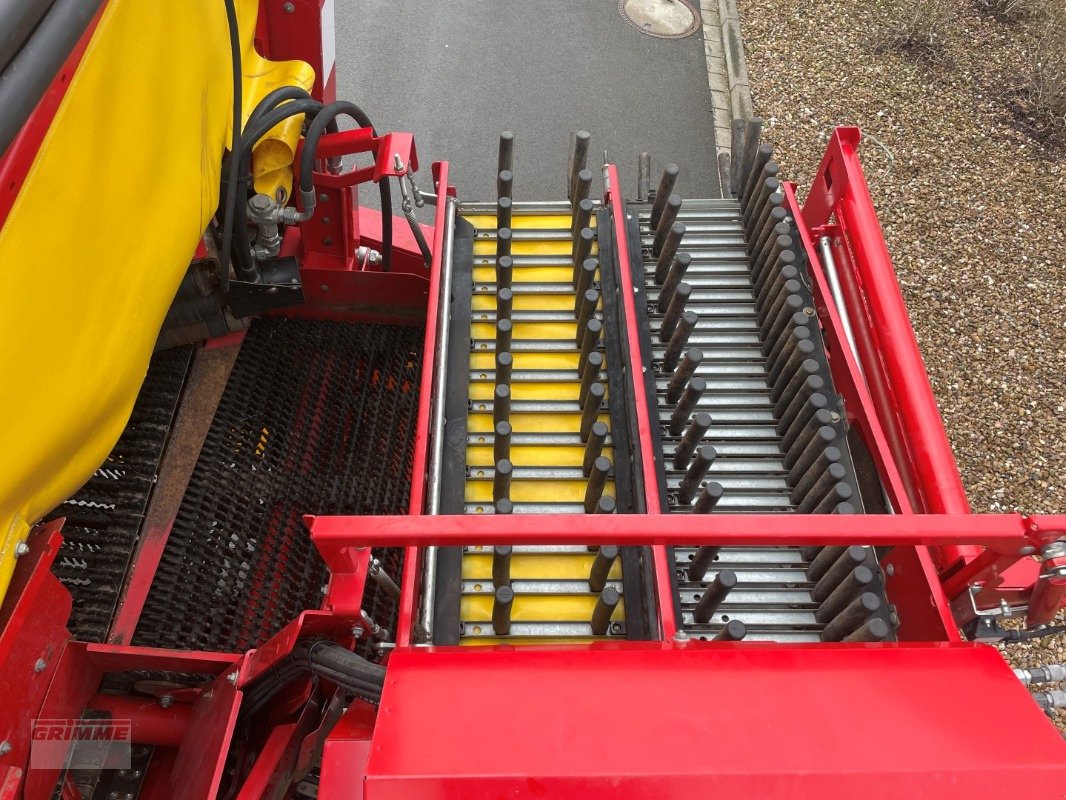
top-left (637, 152), bottom-right (651, 201)
top-left (660, 282), bottom-right (692, 341)
top-left (492, 383), bottom-right (511, 428)
top-left (669, 377), bottom-right (706, 436)
top-left (796, 464), bottom-right (849, 513)
top-left (574, 257), bottom-right (598, 300)
top-left (584, 455), bottom-right (611, 514)
top-left (843, 617), bottom-right (891, 642)
top-left (753, 233), bottom-right (793, 286)
top-left (752, 208), bottom-right (790, 259)
top-left (763, 300), bottom-right (808, 353)
top-left (493, 458), bottom-right (513, 504)
top-left (815, 565), bottom-right (877, 623)
top-left (496, 227), bottom-right (513, 260)
top-left (678, 445), bottom-right (715, 505)
top-left (694, 481), bottom-right (724, 514)
top-left (497, 196), bottom-right (513, 230)
top-left (591, 586), bottom-right (620, 635)
top-left (596, 495), bottom-right (616, 514)
top-left (666, 348), bottom-right (703, 403)
top-left (495, 350), bottom-right (513, 386)
top-left (758, 277), bottom-right (803, 333)
top-left (688, 545), bottom-right (721, 582)
top-left (755, 258), bottom-right (799, 309)
top-left (812, 546), bottom-right (870, 602)
top-left (673, 411), bottom-right (712, 470)
top-left (783, 408), bottom-right (835, 460)
top-left (653, 222), bottom-right (686, 284)
top-left (572, 168), bottom-right (593, 204)
top-left (576, 288), bottom-right (599, 341)
top-left (806, 545), bottom-right (847, 582)
top-left (693, 569), bottom-right (737, 624)
top-left (771, 357), bottom-right (820, 406)
top-left (810, 481), bottom-right (854, 514)
top-left (573, 226), bottom-right (595, 267)
top-left (579, 350), bottom-right (604, 405)
top-left (494, 420), bottom-right (512, 465)
top-left (662, 311), bottom-right (698, 372)
top-left (741, 143), bottom-right (773, 206)
top-left (784, 423), bottom-right (836, 472)
top-left (579, 318), bottom-right (602, 368)
top-left (769, 339), bottom-right (818, 396)
top-left (766, 325), bottom-right (812, 380)
top-left (737, 117), bottom-right (763, 196)
top-left (571, 197), bottom-right (595, 241)
top-left (498, 131), bottom-right (514, 175)
top-left (653, 195), bottom-right (682, 256)
top-left (780, 394), bottom-right (830, 452)
top-left (580, 383), bottom-right (606, 441)
top-left (776, 373), bottom-right (825, 424)
top-left (650, 164), bottom-right (679, 228)
top-left (590, 545), bottom-right (619, 592)
top-left (492, 545), bottom-right (512, 589)
top-left (583, 420), bottom-right (608, 477)
top-left (658, 253), bottom-right (692, 313)
top-left (497, 170), bottom-right (513, 201)
top-left (714, 619), bottom-right (747, 642)
top-left (568, 130), bottom-right (591, 201)
top-left (789, 445), bottom-right (842, 498)
top-left (494, 498), bottom-right (514, 515)
top-left (496, 288), bottom-right (513, 321)
top-left (496, 254), bottom-right (513, 292)
top-left (820, 592), bottom-right (882, 642)
top-left (492, 585), bottom-right (514, 636)
top-left (495, 318), bottom-right (513, 354)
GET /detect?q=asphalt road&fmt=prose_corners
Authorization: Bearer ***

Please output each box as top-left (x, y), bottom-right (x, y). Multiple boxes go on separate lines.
top-left (333, 0), bottom-right (719, 203)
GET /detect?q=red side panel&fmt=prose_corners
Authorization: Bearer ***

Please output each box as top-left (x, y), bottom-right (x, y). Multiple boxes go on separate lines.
top-left (365, 645), bottom-right (1066, 799)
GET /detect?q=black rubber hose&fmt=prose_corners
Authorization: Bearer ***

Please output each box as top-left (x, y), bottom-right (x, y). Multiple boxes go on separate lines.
top-left (0, 0), bottom-right (104, 157)
top-left (246, 85), bottom-right (313, 129)
top-left (232, 98), bottom-right (324, 281)
top-left (217, 0), bottom-right (243, 294)
top-left (0, 0), bottom-right (57, 75)
top-left (300, 100), bottom-right (393, 272)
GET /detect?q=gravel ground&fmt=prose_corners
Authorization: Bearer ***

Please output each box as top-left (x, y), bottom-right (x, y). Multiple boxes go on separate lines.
top-left (733, 0), bottom-right (1065, 730)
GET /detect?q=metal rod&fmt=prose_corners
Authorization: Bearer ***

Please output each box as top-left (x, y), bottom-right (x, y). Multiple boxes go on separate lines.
top-left (654, 222), bottom-right (686, 284)
top-left (637, 152), bottom-right (651, 201)
top-left (660, 282), bottom-right (692, 340)
top-left (568, 130), bottom-right (591, 200)
top-left (653, 195), bottom-right (683, 256)
top-left (493, 458), bottom-right (513, 503)
top-left (673, 412), bottom-right (712, 469)
top-left (492, 545), bottom-right (512, 588)
top-left (595, 495), bottom-right (616, 514)
top-left (493, 585), bottom-right (514, 635)
top-left (584, 455), bottom-right (611, 513)
top-left (678, 445), bottom-right (716, 505)
top-left (573, 226), bottom-right (595, 266)
top-left (580, 383), bottom-right (606, 441)
top-left (494, 498), bottom-right (514, 515)
top-left (693, 569), bottom-right (737, 623)
top-left (579, 351), bottom-right (604, 405)
top-left (497, 169), bottom-right (513, 201)
top-left (662, 312), bottom-right (698, 372)
top-left (496, 226), bottom-right (512, 259)
top-left (592, 586), bottom-right (621, 635)
top-left (590, 545), bottom-right (619, 592)
top-left (492, 383), bottom-right (511, 428)
top-left (498, 131), bottom-right (514, 175)
top-left (694, 482), bottom-right (724, 514)
top-left (421, 196), bottom-right (458, 642)
top-left (669, 377), bottom-right (706, 436)
top-left (688, 545), bottom-right (721, 582)
top-left (713, 619), bottom-right (747, 641)
top-left (574, 257), bottom-right (597, 300)
top-left (821, 591), bottom-right (881, 642)
top-left (571, 197), bottom-right (595, 241)
top-left (666, 348), bottom-right (703, 403)
top-left (494, 420), bottom-right (512, 465)
top-left (659, 252), bottom-right (692, 311)
top-left (583, 420), bottom-right (608, 476)
top-left (815, 565), bottom-right (876, 623)
top-left (650, 164), bottom-right (679, 228)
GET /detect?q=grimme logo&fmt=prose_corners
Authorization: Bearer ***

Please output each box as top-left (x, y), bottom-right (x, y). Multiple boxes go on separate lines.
top-left (30, 719), bottom-right (131, 770)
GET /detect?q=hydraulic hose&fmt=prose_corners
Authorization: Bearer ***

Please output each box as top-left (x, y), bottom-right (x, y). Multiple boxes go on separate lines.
top-left (300, 100), bottom-right (393, 272)
top-left (218, 0), bottom-right (243, 295)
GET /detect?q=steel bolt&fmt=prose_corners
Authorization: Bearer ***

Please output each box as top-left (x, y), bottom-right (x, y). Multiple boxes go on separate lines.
top-left (673, 629), bottom-right (689, 642)
top-left (14, 543), bottom-right (29, 557)
top-left (1018, 545), bottom-right (1037, 555)
top-left (0, 741), bottom-right (10, 755)
top-left (227, 671), bottom-right (238, 685)
top-left (33, 658), bottom-right (46, 673)
top-left (283, 2), bottom-right (295, 12)
top-left (159, 695), bottom-right (173, 709)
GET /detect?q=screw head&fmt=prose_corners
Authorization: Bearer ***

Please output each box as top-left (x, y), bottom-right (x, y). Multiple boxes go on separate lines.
top-left (227, 671), bottom-right (238, 685)
top-left (34, 658), bottom-right (46, 673)
top-left (1018, 545), bottom-right (1037, 556)
top-left (673, 629), bottom-right (689, 642)
top-left (0, 741), bottom-right (11, 755)
top-left (249, 193), bottom-right (273, 213)
top-left (283, 2), bottom-right (295, 11)
top-left (159, 695), bottom-right (173, 709)
top-left (885, 564), bottom-right (895, 577)
top-left (14, 543), bottom-right (29, 557)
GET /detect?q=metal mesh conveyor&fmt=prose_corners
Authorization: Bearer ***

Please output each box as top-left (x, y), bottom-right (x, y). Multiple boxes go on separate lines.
top-left (132, 318), bottom-right (422, 652)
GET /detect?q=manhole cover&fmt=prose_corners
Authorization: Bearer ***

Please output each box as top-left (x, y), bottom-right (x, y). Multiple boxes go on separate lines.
top-left (619, 0), bottom-right (700, 39)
